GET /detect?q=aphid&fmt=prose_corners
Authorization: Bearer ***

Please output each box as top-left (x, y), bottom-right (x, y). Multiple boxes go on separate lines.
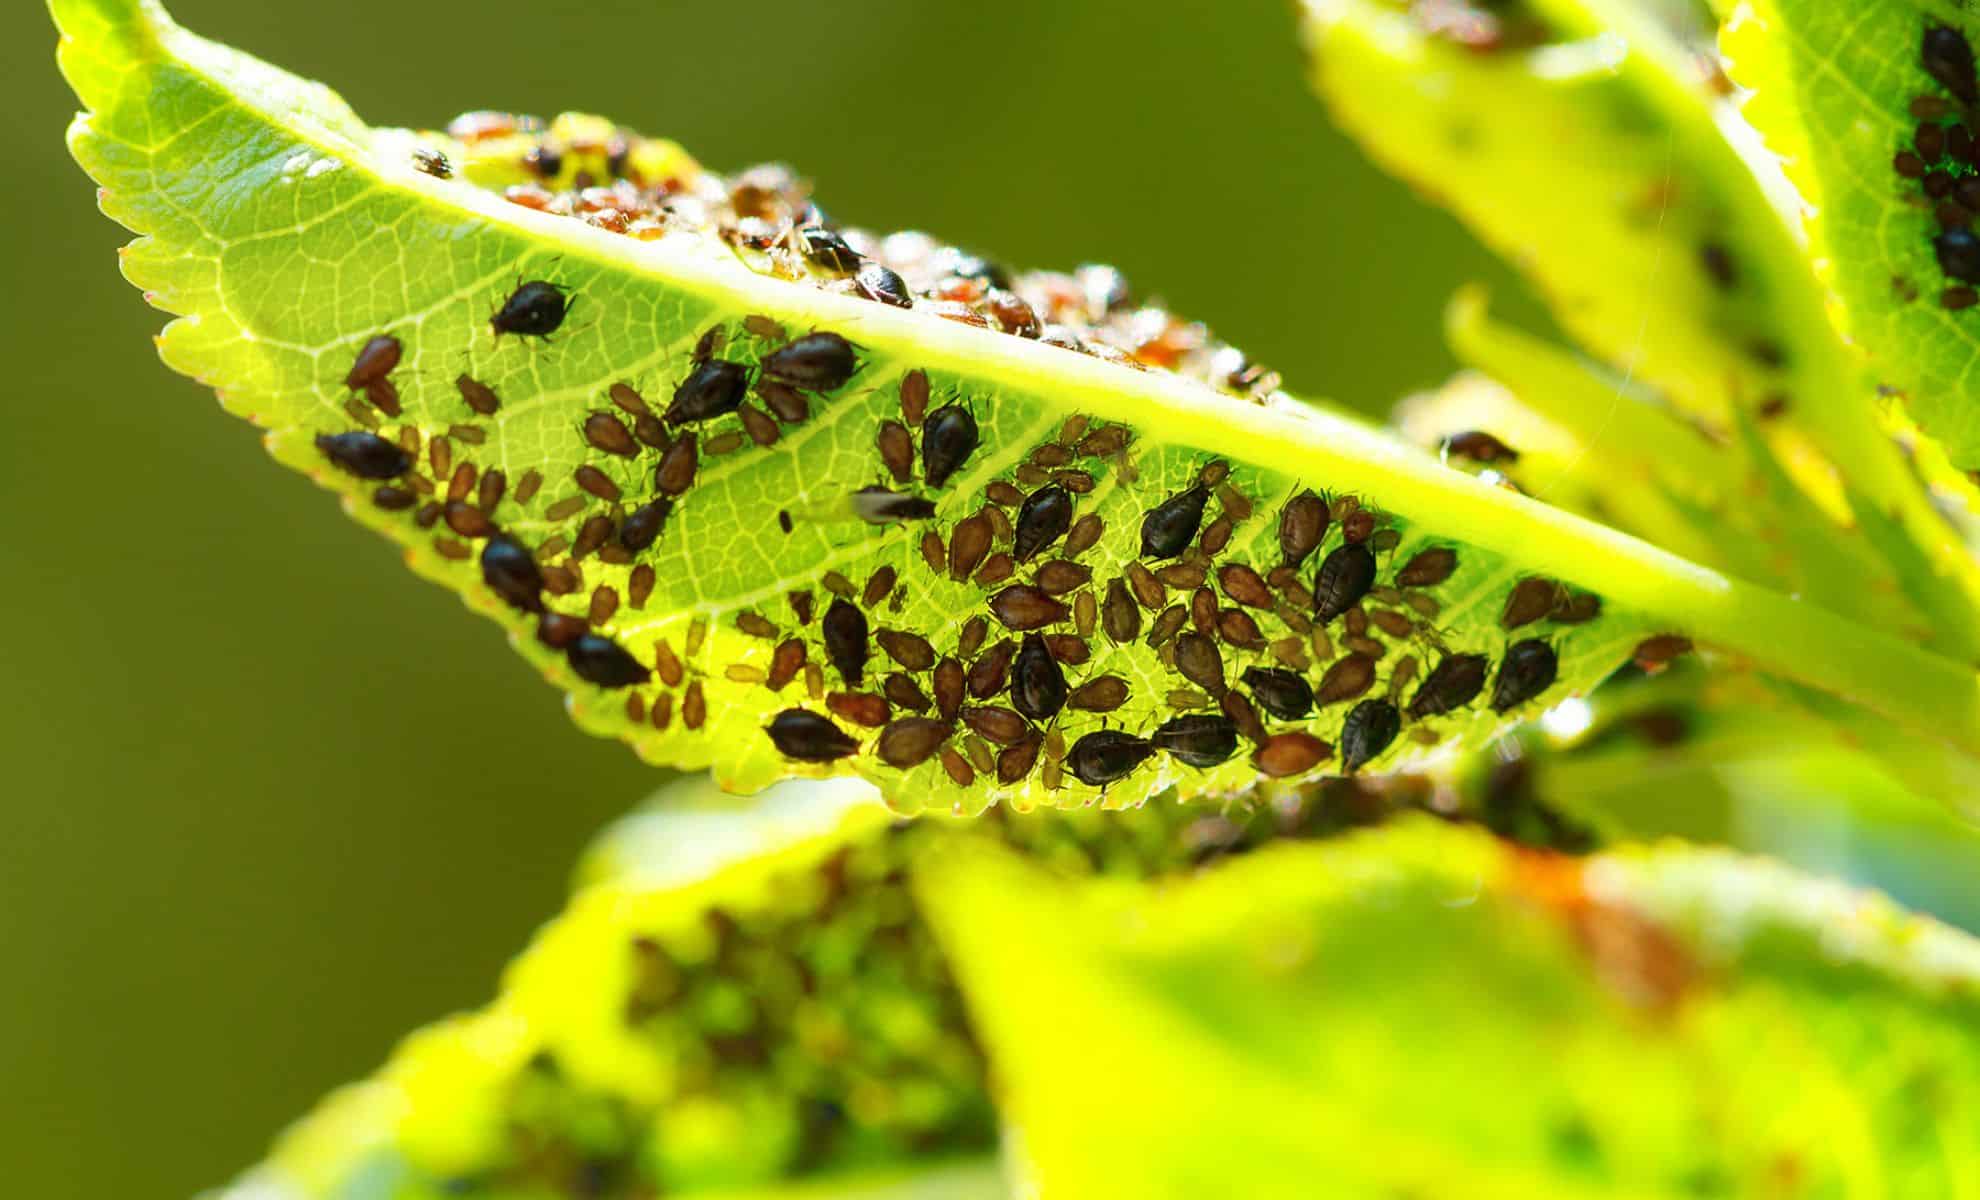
top-left (762, 639), bottom-right (805, 691)
top-left (876, 629), bottom-right (937, 671)
top-left (901, 370), bottom-right (931, 425)
top-left (683, 681), bottom-right (708, 730)
top-left (1313, 543), bottom-right (1376, 621)
top-left (799, 225), bottom-right (863, 272)
top-left (666, 359), bottom-right (750, 424)
top-left (1066, 731), bottom-right (1155, 786)
top-left (372, 485), bottom-right (416, 511)
top-left (861, 566), bottom-right (898, 609)
top-left (1501, 578), bottom-right (1558, 629)
top-left (1937, 228), bottom-right (1980, 284)
top-left (920, 406), bottom-right (979, 488)
top-left (758, 380), bottom-right (810, 423)
top-left (1408, 653), bottom-right (1488, 719)
top-left (1044, 633), bottom-right (1089, 664)
top-left (448, 462), bottom-right (478, 504)
top-left (826, 691), bottom-right (890, 727)
top-left (1442, 430), bottom-right (1518, 464)
top-left (1316, 653), bottom-right (1377, 704)
top-left (1200, 515), bottom-right (1233, 555)
top-left (1173, 632), bottom-right (1225, 695)
top-left (1491, 639), bottom-right (1559, 712)
top-left (412, 147), bottom-right (452, 178)
top-left (985, 289), bottom-right (1041, 337)
top-left (617, 499), bottom-right (672, 553)
top-left (1341, 510), bottom-right (1376, 544)
top-left (478, 469), bottom-right (507, 512)
top-left (1895, 150), bottom-right (1928, 179)
top-left (1064, 514), bottom-right (1105, 559)
top-left (1220, 690), bottom-right (1267, 742)
top-left (884, 672), bottom-right (931, 712)
top-left (850, 261), bottom-right (912, 307)
top-left (535, 611), bottom-right (587, 649)
top-left (1067, 675), bottom-right (1129, 712)
top-left (584, 412), bottom-right (639, 457)
top-left (1924, 25), bottom-right (1979, 102)
top-left (1077, 425), bottom-right (1131, 457)
top-left (920, 530), bottom-right (946, 573)
top-left (851, 487), bottom-right (936, 523)
top-left (1632, 634), bottom-right (1694, 674)
top-left (1698, 241), bottom-right (1738, 290)
top-left (763, 332), bottom-right (860, 391)
top-left (650, 692), bottom-right (674, 730)
top-left (986, 481), bottom-right (1025, 507)
top-left (589, 586), bottom-right (620, 626)
top-left (566, 634), bottom-right (651, 688)
top-left (739, 405), bottom-right (780, 447)
top-left (344, 335), bottom-right (402, 390)
top-left (1152, 714), bottom-right (1239, 768)
top-left (766, 709), bottom-right (860, 762)
top-left (1215, 483), bottom-right (1252, 523)
top-left (542, 564), bottom-right (578, 595)
top-left (1241, 666), bottom-right (1313, 720)
top-left (434, 537), bottom-right (471, 560)
top-left (655, 434), bottom-right (698, 495)
top-left (962, 706), bottom-right (1029, 745)
top-left (513, 469), bottom-right (543, 507)
top-left (877, 421), bottom-right (915, 482)
top-left (822, 599), bottom-right (870, 685)
top-left (1396, 547), bottom-right (1458, 588)
top-left (1217, 564), bottom-right (1273, 608)
top-left (1155, 562), bottom-right (1207, 591)
top-left (737, 612), bottom-right (779, 640)
top-left (572, 515), bottom-right (615, 559)
top-left (1034, 560), bottom-right (1092, 595)
top-left (1010, 634), bottom-right (1068, 720)
top-left (1340, 699), bottom-right (1401, 773)
top-left (1103, 579), bottom-right (1141, 643)
top-left (414, 502), bottom-right (442, 529)
top-left (1370, 609), bottom-right (1413, 639)
top-left (315, 431), bottom-right (410, 479)
top-left (692, 326), bottom-right (724, 363)
top-left (572, 465), bottom-right (621, 503)
top-left (478, 534), bottom-right (545, 613)
top-left (877, 717), bottom-right (951, 768)
top-left (1252, 732), bottom-right (1330, 778)
top-left (939, 746), bottom-right (975, 786)
top-left (490, 280), bottom-right (571, 338)
top-left (933, 657), bottom-right (966, 720)
top-left (1146, 604), bottom-right (1189, 647)
top-left (1550, 592), bottom-right (1602, 624)
top-left (1217, 609), bottom-right (1264, 649)
top-left (1031, 443), bottom-right (1072, 469)
top-left (608, 382), bottom-right (650, 417)
top-left (1013, 485), bottom-right (1074, 562)
top-left (1140, 482), bottom-right (1211, 560)
top-left (968, 639), bottom-right (1017, 698)
top-left (363, 379), bottom-right (401, 417)
top-left (996, 734), bottom-right (1044, 784)
top-left (654, 640), bottom-right (685, 687)
top-left (443, 501), bottom-right (496, 539)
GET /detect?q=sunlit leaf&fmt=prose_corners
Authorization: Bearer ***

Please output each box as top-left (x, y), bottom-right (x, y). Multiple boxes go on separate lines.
top-left (916, 819), bottom-right (1980, 1199)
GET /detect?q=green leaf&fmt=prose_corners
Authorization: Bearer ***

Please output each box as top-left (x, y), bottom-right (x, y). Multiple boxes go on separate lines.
top-left (52, 0), bottom-right (1980, 815)
top-left (915, 819), bottom-right (1980, 1199)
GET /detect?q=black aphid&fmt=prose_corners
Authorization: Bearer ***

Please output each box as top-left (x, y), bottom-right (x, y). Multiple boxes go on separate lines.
top-left (566, 634), bottom-right (650, 688)
top-left (1066, 731), bottom-right (1155, 786)
top-left (1924, 25), bottom-right (1978, 102)
top-left (619, 499), bottom-right (672, 553)
top-left (666, 358), bottom-right (750, 424)
top-left (797, 226), bottom-right (863, 272)
top-left (480, 534), bottom-right (544, 614)
top-left (762, 332), bottom-right (859, 392)
top-left (315, 431), bottom-right (411, 479)
top-left (921, 405), bottom-right (980, 489)
top-left (1313, 543), bottom-right (1377, 622)
top-left (1010, 633), bottom-right (1068, 721)
top-left (822, 598), bottom-right (870, 685)
top-left (1937, 229), bottom-right (1980, 283)
top-left (1151, 714), bottom-right (1239, 767)
top-left (1491, 639), bottom-right (1559, 712)
top-left (490, 280), bottom-right (570, 338)
top-left (1409, 653), bottom-right (1489, 719)
top-left (850, 487), bottom-right (937, 524)
top-left (1241, 666), bottom-right (1314, 721)
top-left (855, 262), bottom-right (914, 308)
top-left (766, 709), bottom-right (860, 762)
top-left (1140, 482), bottom-right (1210, 560)
top-left (1013, 485), bottom-right (1074, 562)
top-left (1340, 699), bottom-right (1401, 773)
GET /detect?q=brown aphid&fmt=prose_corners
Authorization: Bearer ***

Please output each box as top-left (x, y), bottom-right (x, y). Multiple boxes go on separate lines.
top-left (968, 639), bottom-right (1017, 699)
top-left (1344, 635), bottom-right (1387, 659)
top-left (1253, 732), bottom-right (1331, 778)
top-left (1013, 485), bottom-right (1075, 562)
top-left (514, 469), bottom-right (543, 507)
top-left (394, 425), bottom-right (421, 456)
top-left (1341, 510), bottom-right (1376, 544)
top-left (789, 591), bottom-right (816, 625)
top-left (682, 681), bottom-right (707, 730)
top-left (1218, 609), bottom-right (1266, 649)
top-left (536, 612), bottom-right (588, 650)
top-left (1126, 562), bottom-right (1165, 609)
top-left (542, 565), bottom-right (578, 595)
top-left (704, 431), bottom-right (746, 456)
top-left (959, 615), bottom-right (990, 660)
top-left (650, 692), bottom-right (674, 730)
top-left (739, 404), bottom-right (780, 447)
top-left (919, 530), bottom-right (946, 574)
top-left (443, 501), bottom-right (496, 539)
top-left (939, 747), bottom-right (975, 787)
top-left (1316, 653), bottom-right (1377, 704)
top-left (573, 465), bottom-right (622, 502)
top-left (1064, 514), bottom-right (1105, 558)
top-left (933, 657), bottom-right (966, 721)
top-left (767, 639), bottom-right (806, 691)
top-left (1043, 634), bottom-right (1090, 665)
top-left (1632, 634), bottom-right (1694, 674)
top-left (822, 572), bottom-right (856, 598)
top-left (1408, 653), bottom-right (1488, 719)
top-left (1191, 587), bottom-right (1218, 634)
top-left (572, 514), bottom-right (615, 559)
top-left (989, 585), bottom-right (1070, 630)
top-left (1174, 632), bottom-right (1226, 696)
top-left (1278, 490), bottom-right (1328, 565)
top-left (884, 672), bottom-right (931, 712)
top-left (345, 335), bottom-right (402, 391)
top-left (758, 380), bottom-right (809, 424)
top-left (1370, 529), bottom-right (1401, 553)
top-left (1035, 560), bottom-right (1093, 594)
top-left (584, 412), bottom-right (639, 457)
top-left (949, 513), bottom-right (993, 580)
top-left (962, 706), bottom-right (1029, 745)
top-left (598, 545), bottom-right (633, 567)
top-left (1215, 484), bottom-right (1252, 523)
top-left (878, 718), bottom-right (951, 768)
top-left (478, 469), bottom-right (507, 512)
top-left (1501, 578), bottom-right (1559, 629)
top-left (413, 502), bottom-right (441, 529)
top-left (1156, 562), bottom-right (1207, 591)
top-left (860, 567), bottom-right (898, 610)
top-left (1030, 442), bottom-right (1072, 469)
top-left (1074, 590), bottom-right (1097, 638)
top-left (826, 691), bottom-right (891, 727)
top-left (900, 370), bottom-right (930, 425)
top-left (985, 481), bottom-right (1025, 507)
top-left (1370, 609), bottom-right (1414, 639)
top-left (1220, 690), bottom-right (1267, 743)
top-left (1146, 604), bottom-right (1189, 647)
top-left (804, 662), bottom-right (825, 700)
top-left (607, 382), bottom-right (650, 418)
top-left (656, 434), bottom-right (698, 495)
top-left (1397, 547), bottom-right (1458, 588)
top-left (1200, 515), bottom-right (1234, 555)
top-left (372, 484), bottom-right (416, 511)
top-left (996, 734), bottom-right (1044, 784)
top-left (619, 499), bottom-right (671, 553)
top-left (1068, 676), bottom-right (1130, 712)
top-left (736, 612), bottom-right (778, 640)
top-left (1217, 563), bottom-right (1273, 608)
top-left (458, 374), bottom-right (501, 416)
top-left (449, 424), bottom-right (487, 446)
top-left (342, 398), bottom-right (379, 429)
top-left (877, 629), bottom-right (937, 671)
top-left (426, 436), bottom-right (453, 482)
top-left (877, 421), bottom-right (915, 483)
top-left (589, 586), bottom-right (620, 626)
top-left (1550, 592), bottom-right (1603, 624)
top-left (652, 639), bottom-right (685, 688)
top-left (1103, 579), bottom-right (1142, 644)
top-left (1077, 425), bottom-right (1131, 457)
top-left (743, 314), bottom-right (788, 342)
top-left (433, 536), bottom-right (471, 561)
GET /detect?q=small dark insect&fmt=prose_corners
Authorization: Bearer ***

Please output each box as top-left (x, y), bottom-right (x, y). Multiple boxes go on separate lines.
top-left (1501, 578), bottom-right (1558, 629)
top-left (948, 513), bottom-right (993, 579)
top-left (478, 469), bottom-right (507, 512)
top-left (573, 465), bottom-right (622, 503)
top-left (566, 634), bottom-right (651, 688)
top-left (666, 359), bottom-right (750, 424)
top-left (740, 404), bottom-right (780, 446)
top-left (1409, 653), bottom-right (1488, 719)
top-left (762, 332), bottom-right (860, 392)
top-left (584, 412), bottom-right (639, 457)
top-left (344, 335), bottom-right (402, 390)
top-left (1698, 241), bottom-right (1738, 291)
top-left (572, 514), bottom-right (615, 559)
top-left (1152, 714), bottom-right (1239, 768)
top-left (535, 611), bottom-right (588, 649)
top-left (316, 431), bottom-right (410, 479)
top-left (883, 672), bottom-right (930, 712)
top-left (1140, 482), bottom-right (1211, 560)
top-left (1632, 634), bottom-right (1694, 674)
top-left (1550, 591), bottom-right (1602, 624)
top-left (798, 225), bottom-right (863, 272)
top-left (1067, 675), bottom-right (1130, 712)
top-left (1066, 731), bottom-right (1155, 786)
top-left (1924, 25), bottom-right (1979, 103)
top-left (851, 487), bottom-right (937, 524)
top-left (608, 382), bottom-right (650, 417)
top-left (524, 141), bottom-right (562, 179)
top-left (656, 434), bottom-right (698, 495)
top-left (1396, 547), bottom-right (1459, 588)
top-left (921, 406), bottom-right (979, 488)
top-left (1340, 700), bottom-right (1401, 773)
top-left (825, 691), bottom-right (890, 727)
top-left (822, 598), bottom-right (870, 686)
top-left (766, 709), bottom-right (860, 762)
top-left (1174, 632), bottom-right (1226, 696)
top-left (900, 369), bottom-right (931, 425)
top-left (991, 586), bottom-right (1071, 630)
top-left (457, 375), bottom-right (501, 416)
top-left (877, 718), bottom-right (952, 768)
top-left (1895, 150), bottom-right (1928, 180)
top-left (1013, 485), bottom-right (1075, 562)
top-left (996, 734), bottom-right (1044, 784)
top-left (1103, 579), bottom-right (1141, 642)
top-left (1316, 653), bottom-right (1377, 704)
top-left (628, 564), bottom-right (655, 609)
top-left (372, 485), bottom-right (416, 511)
top-left (855, 262), bottom-right (915, 308)
top-left (969, 639), bottom-right (1017, 698)
top-left (1242, 666), bottom-right (1313, 720)
top-left (1491, 639), bottom-right (1559, 712)
top-left (962, 706), bottom-right (1029, 745)
top-left (1341, 510), bottom-right (1376, 544)
top-left (1217, 564), bottom-right (1273, 608)
top-left (443, 501), bottom-right (496, 539)
top-left (490, 280), bottom-right (571, 338)
top-left (1010, 634), bottom-right (1068, 720)
top-left (1252, 732), bottom-right (1330, 777)
top-left (1147, 604), bottom-right (1189, 647)
top-left (619, 499), bottom-right (672, 552)
top-left (1936, 228), bottom-right (1980, 285)
top-left (1064, 513), bottom-right (1105, 558)
top-left (479, 534), bottom-right (544, 613)
top-left (1442, 431), bottom-right (1519, 464)
top-left (759, 380), bottom-right (810, 423)
top-left (1313, 543), bottom-right (1376, 621)
top-left (589, 586), bottom-right (620, 627)
top-left (863, 566), bottom-right (898, 609)
top-left (877, 629), bottom-right (937, 671)
top-left (933, 657), bottom-right (967, 721)
top-left (985, 290), bottom-right (1041, 337)
top-left (412, 147), bottom-right (452, 179)
top-left (1220, 690), bottom-right (1267, 742)
top-left (877, 421), bottom-right (915, 482)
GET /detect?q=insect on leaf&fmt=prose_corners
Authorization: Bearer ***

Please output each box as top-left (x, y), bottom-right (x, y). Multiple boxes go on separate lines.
top-left (52, 0), bottom-right (1980, 814)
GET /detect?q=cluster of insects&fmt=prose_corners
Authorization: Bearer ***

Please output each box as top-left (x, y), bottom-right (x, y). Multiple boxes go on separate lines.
top-left (422, 111), bottom-right (1282, 404)
top-left (1895, 25), bottom-right (1980, 310)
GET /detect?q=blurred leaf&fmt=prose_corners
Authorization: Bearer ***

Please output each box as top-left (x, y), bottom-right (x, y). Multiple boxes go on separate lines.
top-left (916, 818), bottom-right (1980, 1199)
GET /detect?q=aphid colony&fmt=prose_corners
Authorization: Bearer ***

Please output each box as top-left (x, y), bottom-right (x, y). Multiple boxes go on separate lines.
top-left (1897, 25), bottom-right (1980, 310)
top-left (422, 110), bottom-right (1282, 403)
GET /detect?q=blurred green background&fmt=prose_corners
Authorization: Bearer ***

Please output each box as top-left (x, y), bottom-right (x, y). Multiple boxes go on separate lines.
top-left (5, 2), bottom-right (1536, 1196)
